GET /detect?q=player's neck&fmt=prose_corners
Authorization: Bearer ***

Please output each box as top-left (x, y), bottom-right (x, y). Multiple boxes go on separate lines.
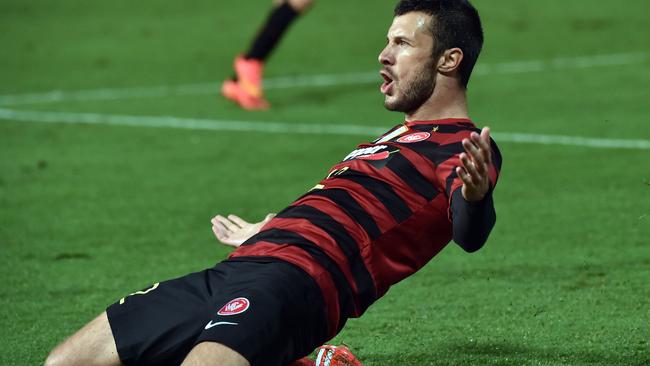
top-left (404, 82), bottom-right (469, 122)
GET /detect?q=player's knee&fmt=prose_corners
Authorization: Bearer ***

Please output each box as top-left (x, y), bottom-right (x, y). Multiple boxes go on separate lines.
top-left (44, 344), bottom-right (69, 366)
top-left (286, 0), bottom-right (314, 13)
top-left (45, 340), bottom-right (118, 366)
top-left (44, 351), bottom-right (56, 366)
top-left (44, 313), bottom-right (120, 366)
top-left (44, 341), bottom-right (92, 366)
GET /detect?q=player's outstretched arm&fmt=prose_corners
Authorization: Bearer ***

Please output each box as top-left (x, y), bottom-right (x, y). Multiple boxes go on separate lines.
top-left (211, 213), bottom-right (275, 247)
top-left (451, 127), bottom-right (496, 252)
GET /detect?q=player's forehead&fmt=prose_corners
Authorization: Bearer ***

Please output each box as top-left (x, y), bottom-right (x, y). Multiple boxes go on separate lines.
top-left (386, 12), bottom-right (433, 41)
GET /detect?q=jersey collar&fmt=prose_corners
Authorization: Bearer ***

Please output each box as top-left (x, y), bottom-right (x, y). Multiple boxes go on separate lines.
top-left (404, 118), bottom-right (473, 127)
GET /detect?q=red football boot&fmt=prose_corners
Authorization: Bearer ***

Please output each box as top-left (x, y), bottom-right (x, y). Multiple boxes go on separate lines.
top-left (314, 345), bottom-right (363, 366)
top-left (288, 345), bottom-right (363, 366)
top-left (221, 55), bottom-right (270, 110)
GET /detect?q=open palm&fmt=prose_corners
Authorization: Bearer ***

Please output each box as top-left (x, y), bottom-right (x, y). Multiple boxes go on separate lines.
top-left (211, 213), bottom-right (275, 247)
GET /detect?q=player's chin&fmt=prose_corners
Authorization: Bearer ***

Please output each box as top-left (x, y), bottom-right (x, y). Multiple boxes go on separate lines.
top-left (383, 95), bottom-right (402, 112)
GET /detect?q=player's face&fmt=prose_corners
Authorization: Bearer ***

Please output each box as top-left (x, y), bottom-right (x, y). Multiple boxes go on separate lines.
top-left (378, 12), bottom-right (437, 114)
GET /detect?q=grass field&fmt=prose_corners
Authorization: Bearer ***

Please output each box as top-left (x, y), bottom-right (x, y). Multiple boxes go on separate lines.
top-left (1, 0), bottom-right (649, 365)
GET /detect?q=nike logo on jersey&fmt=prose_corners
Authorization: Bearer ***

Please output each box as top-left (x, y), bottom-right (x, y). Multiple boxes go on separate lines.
top-left (204, 321), bottom-right (238, 329)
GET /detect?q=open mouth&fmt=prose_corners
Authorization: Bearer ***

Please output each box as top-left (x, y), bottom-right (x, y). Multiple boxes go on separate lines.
top-left (380, 70), bottom-right (394, 95)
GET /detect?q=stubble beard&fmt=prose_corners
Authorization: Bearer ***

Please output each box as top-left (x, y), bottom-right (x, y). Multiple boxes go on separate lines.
top-left (383, 59), bottom-right (436, 115)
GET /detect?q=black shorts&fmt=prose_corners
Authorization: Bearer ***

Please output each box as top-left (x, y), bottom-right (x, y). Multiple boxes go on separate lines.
top-left (106, 258), bottom-right (329, 366)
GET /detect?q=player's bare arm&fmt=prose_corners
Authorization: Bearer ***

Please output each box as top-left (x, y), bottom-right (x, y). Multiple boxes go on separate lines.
top-left (211, 213), bottom-right (275, 247)
top-left (457, 127), bottom-right (492, 202)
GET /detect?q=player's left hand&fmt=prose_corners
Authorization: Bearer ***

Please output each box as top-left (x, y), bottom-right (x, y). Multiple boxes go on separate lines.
top-left (457, 127), bottom-right (492, 202)
top-left (211, 213), bottom-right (275, 247)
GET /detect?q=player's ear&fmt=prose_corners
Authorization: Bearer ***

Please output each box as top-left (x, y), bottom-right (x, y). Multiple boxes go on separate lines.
top-left (437, 47), bottom-right (464, 73)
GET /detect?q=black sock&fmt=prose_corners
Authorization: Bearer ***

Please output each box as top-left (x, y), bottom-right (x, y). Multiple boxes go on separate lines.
top-left (244, 3), bottom-right (299, 61)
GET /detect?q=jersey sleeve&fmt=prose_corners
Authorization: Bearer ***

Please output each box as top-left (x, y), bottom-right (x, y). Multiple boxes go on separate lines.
top-left (450, 187), bottom-right (496, 252)
top-left (434, 137), bottom-right (502, 220)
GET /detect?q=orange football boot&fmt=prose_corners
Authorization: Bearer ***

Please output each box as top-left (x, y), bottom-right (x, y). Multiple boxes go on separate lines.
top-left (221, 56), bottom-right (270, 110)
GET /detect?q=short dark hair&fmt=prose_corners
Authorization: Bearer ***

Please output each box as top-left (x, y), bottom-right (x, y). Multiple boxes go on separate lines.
top-left (394, 0), bottom-right (483, 88)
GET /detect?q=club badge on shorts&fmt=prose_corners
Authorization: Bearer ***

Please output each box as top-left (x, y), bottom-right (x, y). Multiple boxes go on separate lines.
top-left (217, 297), bottom-right (250, 316)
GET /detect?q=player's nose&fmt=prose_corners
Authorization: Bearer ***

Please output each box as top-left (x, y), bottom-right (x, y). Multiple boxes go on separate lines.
top-left (378, 46), bottom-right (394, 66)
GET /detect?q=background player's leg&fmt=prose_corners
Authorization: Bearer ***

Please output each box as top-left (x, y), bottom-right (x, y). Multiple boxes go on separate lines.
top-left (221, 0), bottom-right (314, 110)
top-left (244, 0), bottom-right (313, 62)
top-left (181, 342), bottom-right (250, 366)
top-left (45, 312), bottom-right (120, 366)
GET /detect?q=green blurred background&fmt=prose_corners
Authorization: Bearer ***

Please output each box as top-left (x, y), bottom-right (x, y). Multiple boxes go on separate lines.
top-left (1, 0), bottom-right (649, 364)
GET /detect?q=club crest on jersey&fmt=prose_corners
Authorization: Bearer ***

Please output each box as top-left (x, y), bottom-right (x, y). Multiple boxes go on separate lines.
top-left (217, 297), bottom-right (250, 316)
top-left (397, 132), bottom-right (430, 143)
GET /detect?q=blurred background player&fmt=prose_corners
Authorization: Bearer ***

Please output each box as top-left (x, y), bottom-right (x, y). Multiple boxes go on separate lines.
top-left (221, 0), bottom-right (314, 110)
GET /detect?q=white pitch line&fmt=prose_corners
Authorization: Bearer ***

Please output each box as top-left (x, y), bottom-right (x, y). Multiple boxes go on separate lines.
top-left (0, 52), bottom-right (648, 106)
top-left (473, 52), bottom-right (650, 75)
top-left (1, 107), bottom-right (649, 150)
top-left (0, 108), bottom-right (386, 136)
top-left (493, 132), bottom-right (650, 150)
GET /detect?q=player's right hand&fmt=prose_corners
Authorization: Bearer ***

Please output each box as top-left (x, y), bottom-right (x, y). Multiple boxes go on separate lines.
top-left (211, 213), bottom-right (275, 247)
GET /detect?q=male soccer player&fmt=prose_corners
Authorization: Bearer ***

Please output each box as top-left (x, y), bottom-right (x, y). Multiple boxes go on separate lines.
top-left (221, 0), bottom-right (314, 110)
top-left (45, 1), bottom-right (502, 365)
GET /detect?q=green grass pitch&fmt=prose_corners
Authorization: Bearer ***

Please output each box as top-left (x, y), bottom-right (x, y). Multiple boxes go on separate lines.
top-left (1, 0), bottom-right (649, 364)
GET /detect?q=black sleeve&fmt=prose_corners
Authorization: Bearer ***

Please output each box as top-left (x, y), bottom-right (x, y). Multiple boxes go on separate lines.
top-left (450, 187), bottom-right (496, 253)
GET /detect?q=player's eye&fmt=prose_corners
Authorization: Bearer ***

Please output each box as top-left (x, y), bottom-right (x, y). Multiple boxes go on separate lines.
top-left (396, 38), bottom-right (410, 46)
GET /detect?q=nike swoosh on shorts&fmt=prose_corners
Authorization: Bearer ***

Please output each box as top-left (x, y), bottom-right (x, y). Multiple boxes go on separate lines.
top-left (204, 321), bottom-right (239, 329)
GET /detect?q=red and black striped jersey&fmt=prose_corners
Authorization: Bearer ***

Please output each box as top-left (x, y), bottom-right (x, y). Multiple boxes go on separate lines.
top-left (230, 118), bottom-right (502, 337)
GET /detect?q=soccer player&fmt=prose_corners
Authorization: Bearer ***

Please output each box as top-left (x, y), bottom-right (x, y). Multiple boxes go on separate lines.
top-left (45, 0), bottom-right (502, 365)
top-left (221, 0), bottom-right (314, 110)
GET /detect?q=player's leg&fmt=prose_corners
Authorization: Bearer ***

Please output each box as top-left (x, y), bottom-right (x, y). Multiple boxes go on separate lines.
top-left (47, 270), bottom-right (234, 366)
top-left (221, 0), bottom-right (315, 110)
top-left (44, 312), bottom-right (120, 366)
top-left (181, 342), bottom-right (250, 366)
